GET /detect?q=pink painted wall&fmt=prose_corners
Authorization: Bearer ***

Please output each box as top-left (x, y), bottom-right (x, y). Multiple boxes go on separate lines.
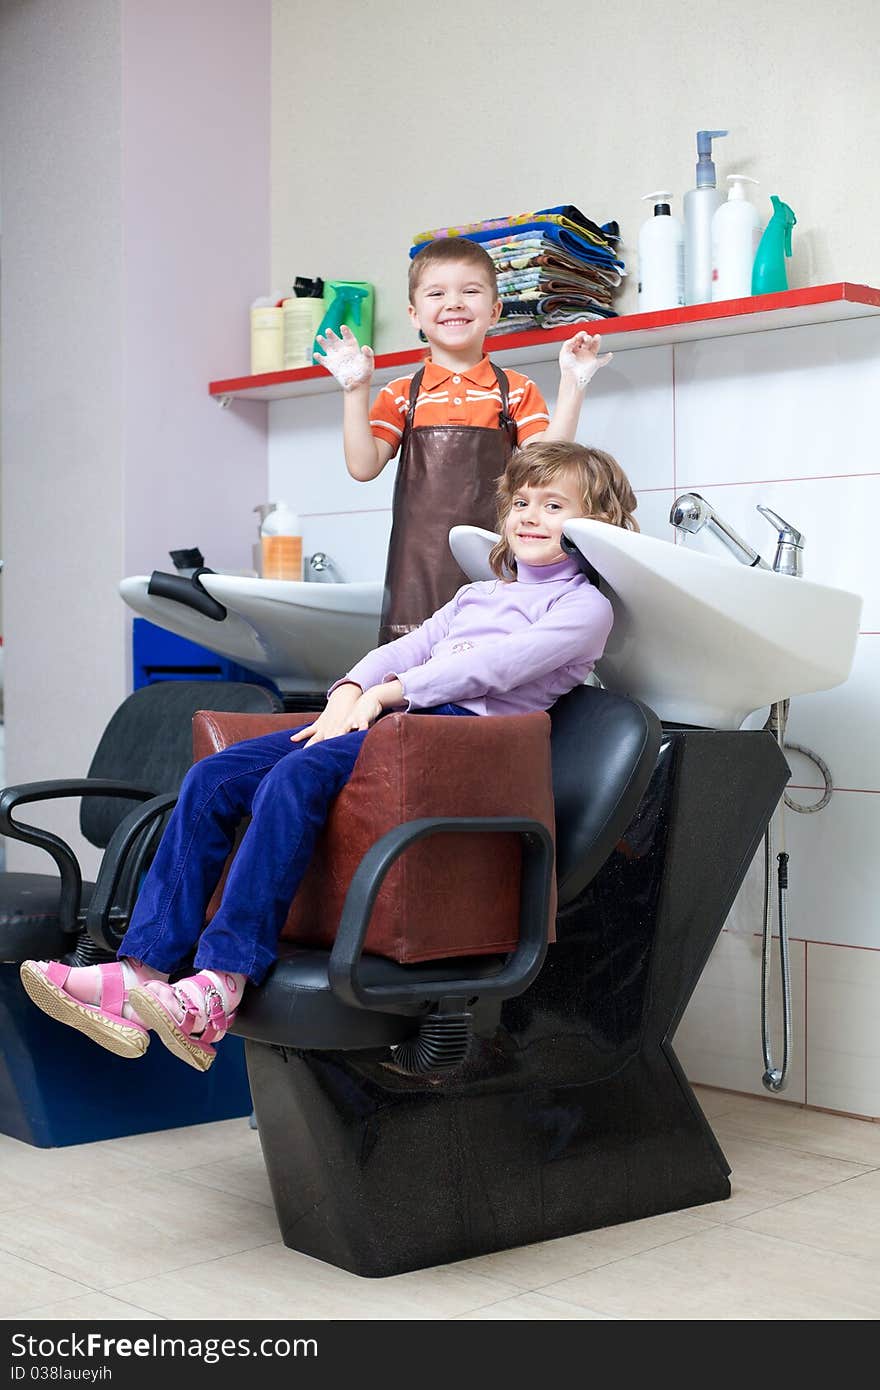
top-left (122, 0), bottom-right (271, 578)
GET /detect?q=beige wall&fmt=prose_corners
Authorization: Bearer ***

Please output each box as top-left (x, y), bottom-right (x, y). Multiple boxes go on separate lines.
top-left (272, 0), bottom-right (880, 347)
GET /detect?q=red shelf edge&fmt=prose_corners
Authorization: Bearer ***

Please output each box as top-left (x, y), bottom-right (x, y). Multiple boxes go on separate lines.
top-left (209, 283), bottom-right (880, 398)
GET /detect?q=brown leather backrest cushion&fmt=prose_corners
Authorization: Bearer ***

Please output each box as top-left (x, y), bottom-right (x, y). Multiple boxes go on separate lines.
top-left (193, 709), bottom-right (556, 964)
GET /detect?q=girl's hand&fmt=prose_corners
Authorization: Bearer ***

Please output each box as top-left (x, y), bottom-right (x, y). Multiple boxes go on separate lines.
top-left (291, 684), bottom-right (362, 747)
top-left (558, 332), bottom-right (612, 389)
top-left (313, 324), bottom-right (375, 391)
top-left (347, 689), bottom-right (386, 731)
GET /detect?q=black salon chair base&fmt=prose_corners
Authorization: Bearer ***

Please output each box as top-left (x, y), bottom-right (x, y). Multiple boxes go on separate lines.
top-left (246, 1033), bottom-right (726, 1278)
top-left (238, 712), bottom-right (788, 1277)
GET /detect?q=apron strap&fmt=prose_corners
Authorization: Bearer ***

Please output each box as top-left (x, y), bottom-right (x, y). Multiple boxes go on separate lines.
top-left (406, 367), bottom-right (426, 417)
top-left (400, 366), bottom-right (426, 450)
top-left (490, 363), bottom-right (519, 445)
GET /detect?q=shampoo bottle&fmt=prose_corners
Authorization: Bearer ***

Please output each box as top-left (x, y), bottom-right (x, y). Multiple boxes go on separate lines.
top-left (683, 129), bottom-right (728, 304)
top-left (260, 501), bottom-right (303, 581)
top-left (637, 192), bottom-right (684, 312)
top-left (711, 175), bottom-right (761, 301)
top-left (751, 196), bottom-right (797, 295)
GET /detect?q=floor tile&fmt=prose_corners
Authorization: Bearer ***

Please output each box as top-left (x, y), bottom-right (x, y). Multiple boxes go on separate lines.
top-left (543, 1225), bottom-right (880, 1319)
top-left (0, 1251), bottom-right (92, 1319)
top-left (692, 1131), bottom-right (870, 1222)
top-left (111, 1242), bottom-right (520, 1321)
top-left (3, 1292), bottom-right (164, 1321)
top-left (736, 1168), bottom-right (880, 1261)
top-left (99, 1118), bottom-right (258, 1173)
top-left (0, 1172), bottom-right (278, 1289)
top-left (0, 1133), bottom-right (154, 1214)
top-left (176, 1149), bottom-right (275, 1208)
top-left (706, 1092), bottom-right (880, 1166)
top-left (455, 1291), bottom-right (615, 1319)
top-left (691, 1085), bottom-right (746, 1120)
top-left (452, 1211), bottom-right (714, 1288)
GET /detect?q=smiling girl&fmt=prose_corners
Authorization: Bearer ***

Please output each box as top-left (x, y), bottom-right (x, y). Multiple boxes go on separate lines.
top-left (20, 442), bottom-right (637, 1073)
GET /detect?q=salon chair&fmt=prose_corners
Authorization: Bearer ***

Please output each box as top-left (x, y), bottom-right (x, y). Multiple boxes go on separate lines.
top-left (122, 684), bottom-right (788, 1277)
top-left (0, 679), bottom-right (283, 1147)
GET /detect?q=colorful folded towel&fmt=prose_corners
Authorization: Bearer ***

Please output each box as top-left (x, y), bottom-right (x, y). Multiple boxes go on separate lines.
top-left (410, 203), bottom-right (624, 331)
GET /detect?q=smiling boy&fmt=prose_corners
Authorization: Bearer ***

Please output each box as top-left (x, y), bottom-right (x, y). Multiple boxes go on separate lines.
top-left (315, 237), bottom-right (611, 642)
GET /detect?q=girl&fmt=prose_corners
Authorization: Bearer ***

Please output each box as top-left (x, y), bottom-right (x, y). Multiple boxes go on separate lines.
top-left (20, 441), bottom-right (638, 1072)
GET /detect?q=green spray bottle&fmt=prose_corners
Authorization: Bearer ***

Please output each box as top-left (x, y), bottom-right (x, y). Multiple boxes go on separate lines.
top-left (751, 196), bottom-right (797, 295)
top-left (312, 281), bottom-right (374, 360)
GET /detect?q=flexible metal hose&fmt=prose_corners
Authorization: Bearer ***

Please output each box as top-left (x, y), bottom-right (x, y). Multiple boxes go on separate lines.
top-left (760, 703), bottom-right (831, 1092)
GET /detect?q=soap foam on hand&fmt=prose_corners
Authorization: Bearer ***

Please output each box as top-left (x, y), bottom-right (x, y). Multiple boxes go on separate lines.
top-left (313, 326), bottom-right (374, 391)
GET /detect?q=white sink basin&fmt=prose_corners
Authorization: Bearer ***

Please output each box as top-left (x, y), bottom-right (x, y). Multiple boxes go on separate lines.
top-left (449, 522), bottom-right (862, 729)
top-left (119, 574), bottom-right (382, 691)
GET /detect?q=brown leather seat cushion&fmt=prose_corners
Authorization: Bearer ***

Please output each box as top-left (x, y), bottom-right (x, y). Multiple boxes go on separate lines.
top-left (193, 709), bottom-right (556, 964)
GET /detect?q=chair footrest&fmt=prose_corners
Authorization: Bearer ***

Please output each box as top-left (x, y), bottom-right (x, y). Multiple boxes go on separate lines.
top-left (231, 943), bottom-right (505, 1051)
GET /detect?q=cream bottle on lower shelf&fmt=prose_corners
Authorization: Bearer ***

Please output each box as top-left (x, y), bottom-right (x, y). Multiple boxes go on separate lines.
top-left (250, 298), bottom-right (284, 374)
top-left (283, 296), bottom-right (326, 369)
top-left (260, 501), bottom-right (303, 580)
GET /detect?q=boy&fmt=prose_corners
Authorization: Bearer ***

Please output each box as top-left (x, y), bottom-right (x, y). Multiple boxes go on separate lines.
top-left (315, 236), bottom-right (611, 642)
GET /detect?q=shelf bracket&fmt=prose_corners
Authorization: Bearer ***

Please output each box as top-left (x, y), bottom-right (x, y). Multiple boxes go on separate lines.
top-left (214, 393), bottom-right (233, 409)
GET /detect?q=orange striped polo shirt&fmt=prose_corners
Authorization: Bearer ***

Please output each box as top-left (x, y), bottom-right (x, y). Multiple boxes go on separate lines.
top-left (369, 356), bottom-right (550, 453)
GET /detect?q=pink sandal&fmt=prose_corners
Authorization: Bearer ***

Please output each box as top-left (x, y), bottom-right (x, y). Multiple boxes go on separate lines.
top-left (129, 973), bottom-right (236, 1073)
top-left (19, 959), bottom-right (150, 1059)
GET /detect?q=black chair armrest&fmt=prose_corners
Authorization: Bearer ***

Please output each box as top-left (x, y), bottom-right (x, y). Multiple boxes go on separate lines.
top-left (84, 793), bottom-right (178, 952)
top-left (0, 779), bottom-right (159, 934)
top-left (328, 816), bottom-right (554, 1011)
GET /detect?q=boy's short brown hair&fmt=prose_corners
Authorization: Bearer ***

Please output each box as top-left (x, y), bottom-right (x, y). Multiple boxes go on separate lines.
top-left (408, 236), bottom-right (499, 302)
top-left (489, 440), bottom-right (639, 578)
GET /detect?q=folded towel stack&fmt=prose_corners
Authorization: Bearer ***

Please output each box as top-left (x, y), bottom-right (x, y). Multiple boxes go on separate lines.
top-left (410, 205), bottom-right (624, 335)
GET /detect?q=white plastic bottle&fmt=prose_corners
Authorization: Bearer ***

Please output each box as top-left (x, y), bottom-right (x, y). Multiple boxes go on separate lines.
top-left (637, 192), bottom-right (685, 313)
top-left (260, 501), bottom-right (303, 581)
top-left (711, 175), bottom-right (761, 301)
top-left (683, 129), bottom-right (728, 304)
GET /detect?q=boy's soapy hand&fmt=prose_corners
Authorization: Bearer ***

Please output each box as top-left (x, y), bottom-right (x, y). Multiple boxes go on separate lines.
top-left (558, 332), bottom-right (612, 389)
top-left (313, 324), bottom-right (375, 391)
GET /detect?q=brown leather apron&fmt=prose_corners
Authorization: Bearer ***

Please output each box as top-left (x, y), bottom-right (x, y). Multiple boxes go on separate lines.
top-left (379, 363), bottom-right (518, 644)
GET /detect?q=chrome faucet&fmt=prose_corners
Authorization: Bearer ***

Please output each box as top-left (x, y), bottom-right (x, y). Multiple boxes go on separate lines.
top-left (669, 492), bottom-right (770, 569)
top-left (305, 551), bottom-right (345, 582)
top-left (669, 493), bottom-right (805, 576)
top-left (756, 506), bottom-right (804, 578)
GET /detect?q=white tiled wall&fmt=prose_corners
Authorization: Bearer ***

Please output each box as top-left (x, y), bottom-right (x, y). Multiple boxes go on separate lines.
top-left (672, 316), bottom-right (880, 1118)
top-left (267, 315), bottom-right (880, 1118)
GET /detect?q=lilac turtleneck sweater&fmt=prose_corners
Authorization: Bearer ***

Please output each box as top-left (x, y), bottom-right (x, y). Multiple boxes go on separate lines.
top-left (335, 555), bottom-right (614, 717)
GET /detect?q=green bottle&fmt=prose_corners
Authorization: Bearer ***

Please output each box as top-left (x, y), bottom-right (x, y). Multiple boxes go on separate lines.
top-left (312, 281), bottom-right (374, 359)
top-left (751, 196), bottom-right (797, 295)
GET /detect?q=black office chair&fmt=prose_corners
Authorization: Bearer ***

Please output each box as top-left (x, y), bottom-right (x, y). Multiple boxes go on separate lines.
top-left (0, 680), bottom-right (283, 967)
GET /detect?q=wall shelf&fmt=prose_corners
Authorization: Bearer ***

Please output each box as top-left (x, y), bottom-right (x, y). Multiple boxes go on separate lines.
top-left (209, 282), bottom-right (880, 404)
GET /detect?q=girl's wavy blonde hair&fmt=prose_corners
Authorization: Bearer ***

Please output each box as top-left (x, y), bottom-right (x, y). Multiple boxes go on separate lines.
top-left (488, 440), bottom-right (639, 579)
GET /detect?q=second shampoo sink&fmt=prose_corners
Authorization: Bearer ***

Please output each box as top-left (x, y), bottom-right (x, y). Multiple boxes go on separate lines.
top-left (449, 521), bottom-right (862, 729)
top-left (119, 574), bottom-right (383, 691)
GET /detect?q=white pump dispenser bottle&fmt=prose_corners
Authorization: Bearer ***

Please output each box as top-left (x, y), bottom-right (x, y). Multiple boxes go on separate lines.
top-left (637, 192), bottom-right (685, 313)
top-left (711, 175), bottom-right (761, 301)
top-left (683, 129), bottom-right (728, 304)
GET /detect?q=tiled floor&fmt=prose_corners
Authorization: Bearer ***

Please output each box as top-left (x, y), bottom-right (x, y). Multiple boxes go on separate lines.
top-left (3, 1086), bottom-right (880, 1321)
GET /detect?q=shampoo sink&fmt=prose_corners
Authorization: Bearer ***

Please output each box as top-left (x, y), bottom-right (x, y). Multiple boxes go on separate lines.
top-left (119, 574), bottom-right (383, 692)
top-left (449, 522), bottom-right (862, 729)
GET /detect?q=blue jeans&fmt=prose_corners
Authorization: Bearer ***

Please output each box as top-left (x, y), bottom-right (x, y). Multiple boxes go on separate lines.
top-left (119, 706), bottom-right (475, 983)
